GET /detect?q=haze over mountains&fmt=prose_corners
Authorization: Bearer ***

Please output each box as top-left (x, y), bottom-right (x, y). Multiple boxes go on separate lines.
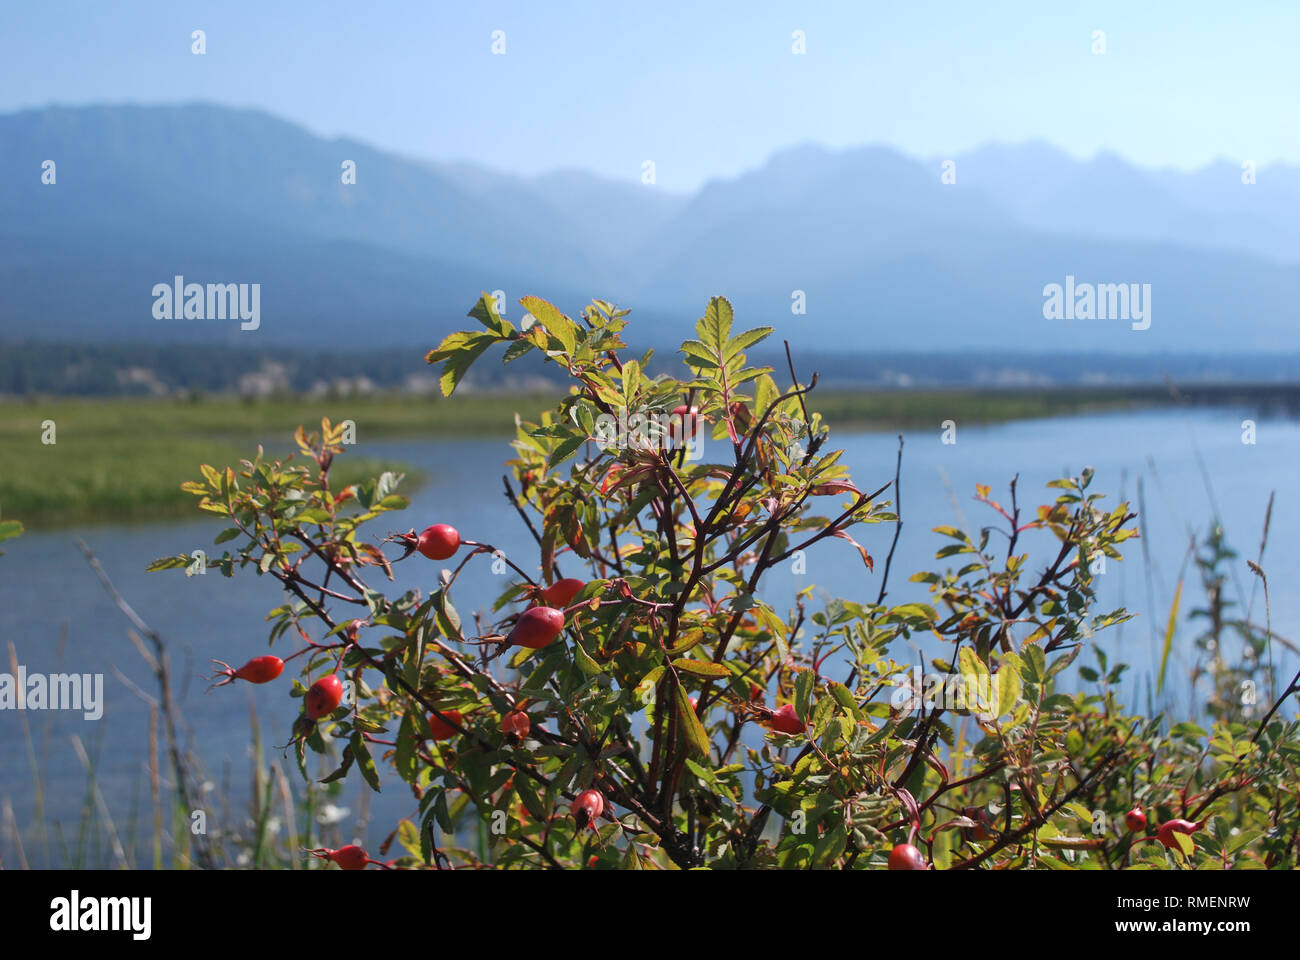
top-left (1, 102), bottom-right (1296, 356)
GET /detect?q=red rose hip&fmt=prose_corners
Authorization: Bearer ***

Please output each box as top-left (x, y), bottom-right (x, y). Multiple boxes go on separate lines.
top-left (768, 703), bottom-right (805, 735)
top-left (1156, 819), bottom-right (1203, 850)
top-left (208, 655), bottom-right (284, 689)
top-left (312, 844), bottom-right (368, 870)
top-left (417, 524), bottom-right (460, 561)
top-left (501, 710), bottom-right (530, 738)
top-left (571, 789), bottom-right (604, 828)
top-left (539, 578), bottom-right (586, 608)
top-left (427, 708), bottom-right (463, 741)
top-left (668, 404), bottom-right (701, 444)
top-left (888, 843), bottom-right (927, 870)
top-left (1125, 807), bottom-right (1146, 833)
top-left (508, 605), bottom-right (566, 649)
top-left (305, 674), bottom-right (345, 720)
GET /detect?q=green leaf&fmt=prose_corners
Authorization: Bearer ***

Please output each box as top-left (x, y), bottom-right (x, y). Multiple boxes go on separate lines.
top-left (515, 776), bottom-right (548, 821)
top-left (1020, 643), bottom-right (1046, 684)
top-left (397, 819), bottom-right (423, 860)
top-left (888, 603), bottom-right (938, 624)
top-left (430, 331), bottom-right (498, 397)
top-left (672, 658), bottom-right (730, 679)
top-left (634, 666), bottom-right (664, 705)
top-left (468, 292), bottom-right (514, 337)
top-left (574, 642), bottom-right (603, 677)
top-left (621, 358), bottom-right (641, 409)
top-left (395, 711), bottom-right (417, 781)
top-left (997, 653), bottom-right (1023, 717)
top-left (696, 296), bottom-right (734, 351)
top-left (1044, 644), bottom-right (1082, 681)
top-left (754, 372), bottom-right (780, 416)
top-left (810, 823), bottom-right (848, 868)
top-left (520, 295), bottom-right (577, 354)
top-left (794, 668), bottom-right (815, 723)
top-left (724, 326), bottom-right (774, 360)
top-left (319, 744), bottom-right (356, 784)
top-left (549, 434), bottom-right (587, 468)
top-left (827, 681), bottom-right (862, 720)
top-left (433, 792), bottom-right (453, 833)
top-left (957, 646), bottom-right (992, 711)
top-left (1156, 579), bottom-right (1183, 696)
top-left (674, 684), bottom-right (711, 758)
top-left (350, 731), bottom-right (381, 793)
top-left (1226, 829), bottom-right (1263, 857)
top-left (433, 590), bottom-right (462, 641)
top-left (502, 338), bottom-right (535, 364)
top-left (679, 339), bottom-right (719, 369)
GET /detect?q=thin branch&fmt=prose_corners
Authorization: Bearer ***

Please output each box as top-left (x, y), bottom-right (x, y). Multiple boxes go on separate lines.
top-left (876, 434), bottom-right (905, 605)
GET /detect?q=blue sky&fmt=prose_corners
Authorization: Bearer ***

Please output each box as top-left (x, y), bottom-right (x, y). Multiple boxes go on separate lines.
top-left (3, 1), bottom-right (1296, 191)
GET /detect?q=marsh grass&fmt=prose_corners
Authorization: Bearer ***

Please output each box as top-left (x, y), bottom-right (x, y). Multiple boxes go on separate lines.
top-left (0, 391), bottom-right (565, 525)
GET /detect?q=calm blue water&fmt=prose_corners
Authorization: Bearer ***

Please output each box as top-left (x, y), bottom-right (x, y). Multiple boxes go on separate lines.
top-left (2, 405), bottom-right (1296, 867)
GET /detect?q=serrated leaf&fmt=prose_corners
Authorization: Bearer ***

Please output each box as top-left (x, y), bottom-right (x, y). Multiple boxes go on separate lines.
top-left (827, 681), bottom-right (861, 720)
top-left (468, 292), bottom-right (513, 336)
top-left (549, 434), bottom-right (587, 468)
top-left (794, 668), bottom-right (815, 722)
top-left (672, 658), bottom-right (729, 678)
top-left (725, 326), bottom-right (773, 360)
top-left (429, 331), bottom-right (497, 397)
top-left (520, 295), bottom-right (577, 354)
top-left (1020, 643), bottom-right (1046, 683)
top-left (696, 296), bottom-right (734, 351)
top-left (997, 653), bottom-right (1023, 716)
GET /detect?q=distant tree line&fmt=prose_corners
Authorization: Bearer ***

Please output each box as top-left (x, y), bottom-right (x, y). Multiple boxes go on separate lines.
top-left (0, 342), bottom-right (561, 397)
top-left (2, 340), bottom-right (1299, 397)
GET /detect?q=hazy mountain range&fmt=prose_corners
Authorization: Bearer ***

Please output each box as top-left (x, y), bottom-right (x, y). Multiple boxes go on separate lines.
top-left (1, 102), bottom-right (1297, 357)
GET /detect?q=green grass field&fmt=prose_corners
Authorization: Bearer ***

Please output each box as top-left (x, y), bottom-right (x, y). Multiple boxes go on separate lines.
top-left (0, 392), bottom-right (557, 527)
top-left (0, 387), bottom-right (1154, 527)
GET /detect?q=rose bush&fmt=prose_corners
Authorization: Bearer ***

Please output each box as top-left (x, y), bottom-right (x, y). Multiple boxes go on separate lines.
top-left (151, 294), bottom-right (1300, 869)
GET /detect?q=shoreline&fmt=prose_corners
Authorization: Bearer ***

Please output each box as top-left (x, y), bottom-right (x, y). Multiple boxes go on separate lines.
top-left (3, 385), bottom-right (1294, 528)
